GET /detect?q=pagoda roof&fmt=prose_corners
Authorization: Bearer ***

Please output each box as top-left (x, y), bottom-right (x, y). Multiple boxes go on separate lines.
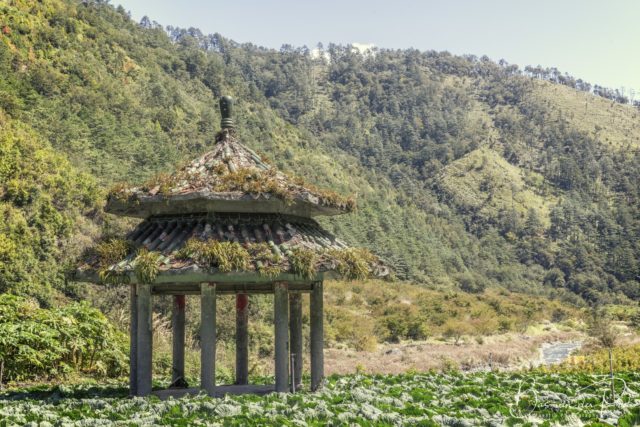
top-left (76, 213), bottom-right (389, 285)
top-left (105, 129), bottom-right (354, 218)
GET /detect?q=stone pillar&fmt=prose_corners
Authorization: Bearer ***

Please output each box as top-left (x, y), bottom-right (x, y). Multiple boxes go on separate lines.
top-left (129, 283), bottom-right (138, 396)
top-left (310, 281), bottom-right (324, 391)
top-left (136, 283), bottom-right (153, 396)
top-left (235, 293), bottom-right (249, 385)
top-left (274, 282), bottom-right (289, 392)
top-left (289, 293), bottom-right (303, 391)
top-left (200, 283), bottom-right (217, 395)
top-left (171, 295), bottom-right (186, 386)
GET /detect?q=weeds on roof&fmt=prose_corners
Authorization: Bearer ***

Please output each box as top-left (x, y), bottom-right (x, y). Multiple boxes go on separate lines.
top-left (288, 247), bottom-right (318, 279)
top-left (133, 248), bottom-right (161, 284)
top-left (176, 239), bottom-right (251, 273)
top-left (327, 248), bottom-right (377, 280)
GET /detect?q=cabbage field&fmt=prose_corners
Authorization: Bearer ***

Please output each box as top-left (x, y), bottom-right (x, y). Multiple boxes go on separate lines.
top-left (1, 372), bottom-right (640, 426)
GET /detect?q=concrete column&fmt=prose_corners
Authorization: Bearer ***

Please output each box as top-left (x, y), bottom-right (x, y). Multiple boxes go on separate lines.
top-left (171, 295), bottom-right (186, 386)
top-left (310, 281), bottom-right (324, 391)
top-left (235, 293), bottom-right (249, 385)
top-left (200, 283), bottom-right (216, 395)
top-left (129, 283), bottom-right (138, 396)
top-left (136, 283), bottom-right (153, 396)
top-left (274, 282), bottom-right (289, 392)
top-left (289, 293), bottom-right (303, 391)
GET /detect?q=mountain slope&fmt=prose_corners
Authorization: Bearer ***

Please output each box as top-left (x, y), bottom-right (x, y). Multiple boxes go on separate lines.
top-left (0, 0), bottom-right (638, 304)
top-left (0, 112), bottom-right (98, 304)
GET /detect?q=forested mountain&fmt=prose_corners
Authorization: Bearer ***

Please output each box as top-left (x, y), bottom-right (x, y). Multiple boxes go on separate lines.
top-left (1, 0), bottom-right (639, 306)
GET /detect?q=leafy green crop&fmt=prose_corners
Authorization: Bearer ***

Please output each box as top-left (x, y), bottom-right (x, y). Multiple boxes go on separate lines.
top-left (1, 372), bottom-right (638, 425)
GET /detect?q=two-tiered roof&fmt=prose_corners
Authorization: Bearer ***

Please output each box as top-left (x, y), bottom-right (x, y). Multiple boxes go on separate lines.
top-left (76, 96), bottom-right (386, 398)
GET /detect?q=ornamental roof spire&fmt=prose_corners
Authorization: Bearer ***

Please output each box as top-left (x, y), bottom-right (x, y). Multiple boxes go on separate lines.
top-left (219, 95), bottom-right (234, 130)
top-left (105, 96), bottom-right (355, 218)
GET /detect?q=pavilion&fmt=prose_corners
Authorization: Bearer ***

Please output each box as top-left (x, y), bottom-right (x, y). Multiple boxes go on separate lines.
top-left (76, 96), bottom-right (388, 397)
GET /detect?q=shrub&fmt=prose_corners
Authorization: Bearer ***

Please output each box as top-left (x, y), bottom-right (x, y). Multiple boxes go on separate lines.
top-left (326, 306), bottom-right (378, 351)
top-left (456, 272), bottom-right (487, 294)
top-left (376, 303), bottom-right (428, 343)
top-left (0, 294), bottom-right (127, 382)
top-left (442, 319), bottom-right (473, 345)
top-left (498, 317), bottom-right (513, 332)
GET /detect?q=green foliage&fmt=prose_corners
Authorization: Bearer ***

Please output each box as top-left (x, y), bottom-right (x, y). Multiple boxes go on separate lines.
top-left (1, 373), bottom-right (639, 424)
top-left (0, 0), bottom-right (638, 306)
top-left (328, 248), bottom-right (377, 280)
top-left (324, 280), bottom-right (580, 344)
top-left (95, 238), bottom-right (132, 285)
top-left (0, 294), bottom-right (127, 382)
top-left (247, 243), bottom-right (284, 277)
top-left (287, 247), bottom-right (317, 279)
top-left (176, 239), bottom-right (251, 273)
top-left (96, 239), bottom-right (131, 269)
top-left (544, 344), bottom-right (640, 374)
top-left (587, 308), bottom-right (619, 349)
top-left (442, 319), bottom-right (474, 345)
top-left (0, 115), bottom-right (98, 304)
top-left (375, 303), bottom-right (429, 343)
top-left (133, 248), bottom-right (161, 284)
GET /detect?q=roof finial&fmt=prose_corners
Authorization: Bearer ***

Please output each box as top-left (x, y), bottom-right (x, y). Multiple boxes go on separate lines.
top-left (220, 96), bottom-right (234, 129)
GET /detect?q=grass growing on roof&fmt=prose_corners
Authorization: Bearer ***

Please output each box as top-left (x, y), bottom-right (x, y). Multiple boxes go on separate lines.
top-left (96, 239), bottom-right (131, 268)
top-left (133, 248), bottom-right (161, 284)
top-left (141, 172), bottom-right (174, 196)
top-left (98, 269), bottom-right (130, 286)
top-left (107, 142), bottom-right (356, 211)
top-left (328, 248), bottom-right (377, 280)
top-left (172, 241), bottom-right (381, 279)
top-left (95, 239), bottom-right (132, 285)
top-left (248, 243), bottom-right (284, 277)
top-left (176, 239), bottom-right (251, 273)
top-left (288, 247), bottom-right (318, 279)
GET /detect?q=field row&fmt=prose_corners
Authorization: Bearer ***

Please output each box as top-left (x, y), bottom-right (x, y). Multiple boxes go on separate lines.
top-left (1, 372), bottom-right (640, 426)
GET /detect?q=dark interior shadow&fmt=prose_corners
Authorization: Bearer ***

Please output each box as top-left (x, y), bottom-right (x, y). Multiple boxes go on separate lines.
top-left (0, 384), bottom-right (129, 402)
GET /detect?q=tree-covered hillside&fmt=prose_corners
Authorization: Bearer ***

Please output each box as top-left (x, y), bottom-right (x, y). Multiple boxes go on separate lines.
top-left (0, 0), bottom-right (638, 305)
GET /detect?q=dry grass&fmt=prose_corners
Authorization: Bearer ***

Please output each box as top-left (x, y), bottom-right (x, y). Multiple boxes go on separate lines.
top-left (325, 327), bottom-right (583, 375)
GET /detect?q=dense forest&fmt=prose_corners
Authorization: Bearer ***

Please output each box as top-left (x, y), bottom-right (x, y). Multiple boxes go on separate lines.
top-left (1, 0), bottom-right (639, 310)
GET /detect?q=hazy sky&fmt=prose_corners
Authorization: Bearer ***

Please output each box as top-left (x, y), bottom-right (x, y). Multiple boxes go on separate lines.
top-left (116, 0), bottom-right (640, 95)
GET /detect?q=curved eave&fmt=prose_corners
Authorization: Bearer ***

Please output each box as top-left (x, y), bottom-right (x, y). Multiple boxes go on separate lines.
top-left (105, 191), bottom-right (348, 218)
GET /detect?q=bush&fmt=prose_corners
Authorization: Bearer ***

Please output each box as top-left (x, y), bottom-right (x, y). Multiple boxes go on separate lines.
top-left (456, 273), bottom-right (487, 294)
top-left (376, 303), bottom-right (428, 343)
top-left (326, 306), bottom-right (378, 351)
top-left (442, 319), bottom-right (473, 345)
top-left (0, 294), bottom-right (127, 382)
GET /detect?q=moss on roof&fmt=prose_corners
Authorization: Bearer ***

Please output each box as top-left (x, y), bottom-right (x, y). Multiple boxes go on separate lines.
top-left (86, 237), bottom-right (385, 284)
top-left (106, 130), bottom-right (355, 217)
